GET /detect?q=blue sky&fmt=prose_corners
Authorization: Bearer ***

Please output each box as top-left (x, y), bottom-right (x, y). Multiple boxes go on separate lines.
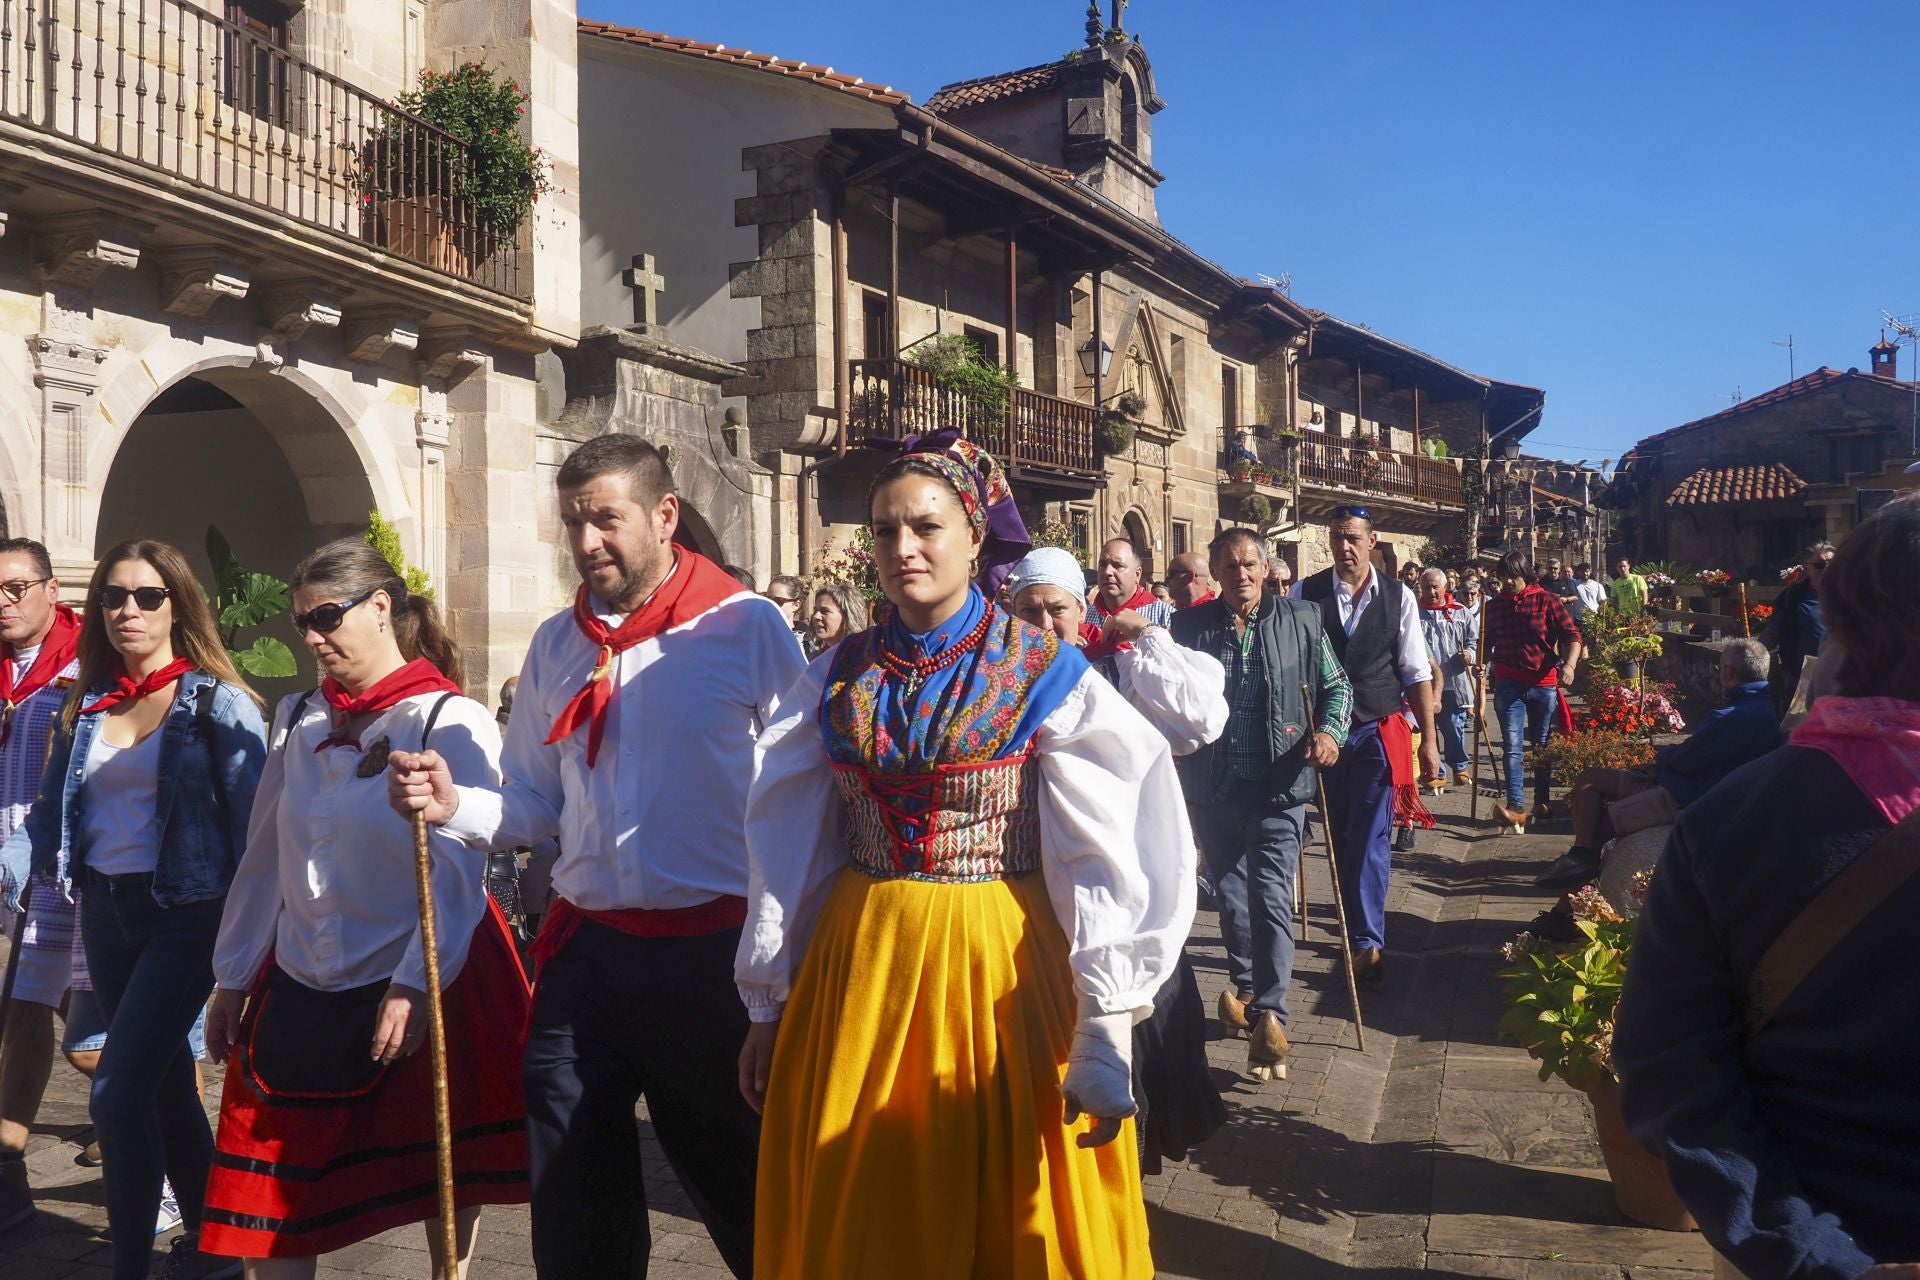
top-left (584, 1), bottom-right (1920, 466)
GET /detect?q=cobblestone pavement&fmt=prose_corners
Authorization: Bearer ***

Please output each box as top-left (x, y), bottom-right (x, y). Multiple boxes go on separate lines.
top-left (0, 781), bottom-right (1712, 1277)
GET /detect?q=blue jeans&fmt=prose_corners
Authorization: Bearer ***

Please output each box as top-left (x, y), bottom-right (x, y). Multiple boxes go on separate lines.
top-left (1193, 785), bottom-right (1306, 1024)
top-left (80, 873), bottom-right (222, 1280)
top-left (1493, 680), bottom-right (1558, 811)
top-left (1435, 705), bottom-right (1471, 776)
top-left (1324, 720), bottom-right (1394, 953)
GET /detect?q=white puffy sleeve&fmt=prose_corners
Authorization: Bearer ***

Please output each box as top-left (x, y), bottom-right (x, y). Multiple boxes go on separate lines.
top-left (736, 654), bottom-right (845, 1023)
top-left (1114, 628), bottom-right (1227, 757)
top-left (1036, 670), bottom-right (1198, 1022)
top-left (212, 692), bottom-right (301, 991)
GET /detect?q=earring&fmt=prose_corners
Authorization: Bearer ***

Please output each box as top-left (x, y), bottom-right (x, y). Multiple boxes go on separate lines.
top-left (378, 619), bottom-right (387, 633)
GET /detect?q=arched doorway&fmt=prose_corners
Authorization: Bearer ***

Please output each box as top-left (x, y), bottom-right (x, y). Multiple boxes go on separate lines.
top-left (1122, 510), bottom-right (1154, 581)
top-left (96, 372), bottom-right (378, 698)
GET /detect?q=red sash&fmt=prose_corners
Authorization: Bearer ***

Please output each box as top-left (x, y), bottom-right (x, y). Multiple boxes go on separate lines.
top-left (528, 895), bottom-right (748, 977)
top-left (544, 551), bottom-right (743, 767)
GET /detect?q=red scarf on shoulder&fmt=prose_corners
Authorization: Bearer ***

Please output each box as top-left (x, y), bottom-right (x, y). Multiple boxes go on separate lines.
top-left (80, 657), bottom-right (194, 715)
top-left (545, 550), bottom-right (743, 766)
top-left (0, 605), bottom-right (79, 746)
top-left (315, 658), bottom-right (462, 752)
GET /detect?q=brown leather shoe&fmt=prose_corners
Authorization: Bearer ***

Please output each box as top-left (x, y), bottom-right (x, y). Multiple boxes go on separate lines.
top-left (1247, 1011), bottom-right (1289, 1081)
top-left (1531, 801), bottom-right (1554, 824)
top-left (1217, 988), bottom-right (1252, 1038)
top-left (1497, 806), bottom-right (1528, 834)
top-left (1352, 947), bottom-right (1385, 988)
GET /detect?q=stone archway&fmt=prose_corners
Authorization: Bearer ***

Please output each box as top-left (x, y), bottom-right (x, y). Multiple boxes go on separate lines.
top-left (1122, 509), bottom-right (1154, 580)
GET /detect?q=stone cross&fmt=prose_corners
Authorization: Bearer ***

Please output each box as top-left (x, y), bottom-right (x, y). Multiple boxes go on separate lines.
top-left (621, 253), bottom-right (666, 329)
top-left (1111, 0), bottom-right (1128, 33)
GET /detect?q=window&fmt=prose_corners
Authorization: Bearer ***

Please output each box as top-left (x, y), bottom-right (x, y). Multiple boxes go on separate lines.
top-left (1171, 520), bottom-right (1190, 558)
top-left (404, 1), bottom-right (429, 87)
top-left (225, 0), bottom-right (289, 124)
top-left (1221, 362), bottom-right (1240, 431)
top-left (1826, 434), bottom-right (1883, 482)
top-left (1068, 507), bottom-right (1093, 556)
top-left (1120, 76), bottom-right (1140, 153)
top-left (862, 292), bottom-right (892, 360)
top-left (963, 324), bottom-right (1001, 368)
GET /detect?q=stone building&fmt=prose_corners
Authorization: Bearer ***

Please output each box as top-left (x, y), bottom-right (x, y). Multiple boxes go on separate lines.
top-left (573, 13), bottom-right (1554, 590)
top-left (1606, 343), bottom-right (1920, 573)
top-left (0, 0), bottom-right (583, 700)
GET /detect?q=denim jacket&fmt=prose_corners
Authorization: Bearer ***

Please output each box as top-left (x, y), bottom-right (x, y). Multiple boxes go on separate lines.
top-left (0, 670), bottom-right (267, 909)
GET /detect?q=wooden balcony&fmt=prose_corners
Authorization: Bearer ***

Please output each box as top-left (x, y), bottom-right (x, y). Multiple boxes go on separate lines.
top-left (0, 0), bottom-right (527, 299)
top-left (849, 357), bottom-right (1103, 489)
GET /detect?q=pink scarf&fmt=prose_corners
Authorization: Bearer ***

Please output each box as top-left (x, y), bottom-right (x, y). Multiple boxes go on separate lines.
top-left (1789, 695), bottom-right (1920, 825)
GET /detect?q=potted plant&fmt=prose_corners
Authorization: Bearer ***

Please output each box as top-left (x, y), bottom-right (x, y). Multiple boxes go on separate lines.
top-left (1096, 410), bottom-right (1136, 457)
top-left (1610, 633), bottom-right (1666, 681)
top-left (1693, 568), bottom-right (1732, 598)
top-left (904, 334), bottom-right (1018, 434)
top-left (1226, 457), bottom-right (1254, 483)
top-left (1241, 493), bottom-right (1273, 526)
top-left (1499, 884), bottom-right (1695, 1232)
top-left (361, 63), bottom-right (553, 274)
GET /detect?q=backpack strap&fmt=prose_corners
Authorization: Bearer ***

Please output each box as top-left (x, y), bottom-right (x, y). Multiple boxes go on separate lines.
top-left (420, 691), bottom-right (458, 751)
top-left (1746, 807), bottom-right (1920, 1035)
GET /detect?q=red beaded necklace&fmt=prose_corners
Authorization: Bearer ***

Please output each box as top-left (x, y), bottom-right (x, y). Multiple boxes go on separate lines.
top-left (875, 605), bottom-right (994, 699)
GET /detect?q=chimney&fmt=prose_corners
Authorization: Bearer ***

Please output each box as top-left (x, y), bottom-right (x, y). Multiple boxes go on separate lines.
top-left (1871, 332), bottom-right (1901, 379)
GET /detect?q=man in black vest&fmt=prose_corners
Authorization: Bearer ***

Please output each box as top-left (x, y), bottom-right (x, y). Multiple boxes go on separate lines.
top-left (1293, 506), bottom-right (1441, 987)
top-left (1172, 529), bottom-right (1353, 1081)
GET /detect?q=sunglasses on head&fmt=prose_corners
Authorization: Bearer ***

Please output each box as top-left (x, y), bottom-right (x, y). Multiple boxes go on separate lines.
top-left (96, 585), bottom-right (172, 612)
top-left (1331, 505), bottom-right (1372, 522)
top-left (290, 589), bottom-right (375, 636)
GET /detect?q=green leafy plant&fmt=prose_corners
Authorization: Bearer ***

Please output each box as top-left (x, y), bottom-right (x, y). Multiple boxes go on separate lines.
top-left (366, 509), bottom-right (433, 598)
top-left (1532, 726), bottom-right (1655, 785)
top-left (1499, 884), bottom-right (1643, 1086)
top-left (1611, 633), bottom-right (1665, 665)
top-left (1029, 518), bottom-right (1079, 552)
top-left (1096, 411), bottom-right (1136, 456)
top-left (1115, 388), bottom-right (1149, 419)
top-left (1421, 438), bottom-right (1452, 460)
top-left (205, 526), bottom-right (298, 679)
top-left (814, 527), bottom-right (883, 603)
top-left (904, 334), bottom-right (1018, 429)
top-left (1241, 493), bottom-right (1273, 525)
top-left (361, 63), bottom-right (553, 239)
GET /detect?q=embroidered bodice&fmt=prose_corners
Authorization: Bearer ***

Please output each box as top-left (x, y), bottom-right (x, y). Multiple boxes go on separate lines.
top-left (831, 755), bottom-right (1040, 882)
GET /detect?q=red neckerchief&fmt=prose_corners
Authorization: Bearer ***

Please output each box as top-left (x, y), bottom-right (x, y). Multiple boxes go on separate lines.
top-left (1379, 712), bottom-right (1436, 831)
top-left (0, 605), bottom-right (79, 747)
top-left (1080, 620), bottom-right (1135, 663)
top-left (546, 550), bottom-right (743, 766)
top-left (1097, 585), bottom-right (1158, 616)
top-left (1419, 593), bottom-right (1464, 619)
top-left (1176, 590), bottom-right (1217, 611)
top-left (315, 657), bottom-right (462, 752)
top-left (79, 656), bottom-right (194, 715)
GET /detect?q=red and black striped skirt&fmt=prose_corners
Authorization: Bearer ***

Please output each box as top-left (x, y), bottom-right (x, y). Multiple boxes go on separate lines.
top-left (200, 903), bottom-right (531, 1259)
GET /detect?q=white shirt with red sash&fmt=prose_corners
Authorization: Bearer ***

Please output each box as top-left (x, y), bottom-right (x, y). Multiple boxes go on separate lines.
top-left (442, 557), bottom-right (808, 915)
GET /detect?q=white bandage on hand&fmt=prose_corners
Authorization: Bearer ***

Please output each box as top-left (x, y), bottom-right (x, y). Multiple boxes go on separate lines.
top-left (1060, 1008), bottom-right (1137, 1122)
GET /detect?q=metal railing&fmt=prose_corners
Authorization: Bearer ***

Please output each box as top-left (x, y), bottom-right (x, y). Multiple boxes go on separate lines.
top-left (0, 0), bottom-right (527, 298)
top-left (849, 357), bottom-right (1099, 476)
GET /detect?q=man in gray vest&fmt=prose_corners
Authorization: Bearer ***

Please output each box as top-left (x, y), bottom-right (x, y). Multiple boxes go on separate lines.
top-left (1171, 528), bottom-right (1352, 1081)
top-left (1293, 506), bottom-right (1440, 988)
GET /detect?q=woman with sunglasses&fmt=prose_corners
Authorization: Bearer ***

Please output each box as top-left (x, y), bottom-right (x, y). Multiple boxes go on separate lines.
top-left (0, 539), bottom-right (267, 1280)
top-left (199, 538), bottom-right (528, 1278)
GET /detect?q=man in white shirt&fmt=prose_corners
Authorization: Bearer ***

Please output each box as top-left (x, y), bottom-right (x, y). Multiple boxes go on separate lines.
top-left (390, 435), bottom-right (805, 1279)
top-left (0, 538), bottom-right (86, 1232)
top-left (1292, 506), bottom-right (1439, 987)
top-left (1573, 562), bottom-right (1608, 618)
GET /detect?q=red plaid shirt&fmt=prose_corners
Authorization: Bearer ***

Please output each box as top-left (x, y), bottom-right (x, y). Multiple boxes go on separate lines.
top-left (1486, 585), bottom-right (1579, 686)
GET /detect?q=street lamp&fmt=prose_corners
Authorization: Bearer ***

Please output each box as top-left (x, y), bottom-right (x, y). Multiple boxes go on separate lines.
top-left (1500, 437), bottom-right (1523, 463)
top-left (1078, 335), bottom-right (1114, 380)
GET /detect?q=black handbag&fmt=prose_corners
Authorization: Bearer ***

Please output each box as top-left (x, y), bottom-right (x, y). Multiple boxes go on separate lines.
top-left (243, 966), bottom-right (391, 1101)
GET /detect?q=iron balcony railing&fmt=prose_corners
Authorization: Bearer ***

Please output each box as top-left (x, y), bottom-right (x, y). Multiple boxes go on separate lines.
top-left (0, 0), bottom-right (527, 299)
top-left (849, 357), bottom-right (1100, 478)
top-left (1224, 430), bottom-right (1465, 508)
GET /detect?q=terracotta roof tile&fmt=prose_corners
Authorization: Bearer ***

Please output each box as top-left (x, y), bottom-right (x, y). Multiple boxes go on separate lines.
top-left (926, 61), bottom-right (1064, 113)
top-left (578, 20), bottom-right (909, 105)
top-left (1664, 464), bottom-right (1807, 507)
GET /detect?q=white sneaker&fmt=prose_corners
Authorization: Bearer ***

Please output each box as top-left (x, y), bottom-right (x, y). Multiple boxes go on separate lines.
top-left (154, 1179), bottom-right (182, 1236)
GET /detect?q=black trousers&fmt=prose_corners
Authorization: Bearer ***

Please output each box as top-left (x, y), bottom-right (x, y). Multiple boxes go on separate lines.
top-left (523, 918), bottom-right (758, 1278)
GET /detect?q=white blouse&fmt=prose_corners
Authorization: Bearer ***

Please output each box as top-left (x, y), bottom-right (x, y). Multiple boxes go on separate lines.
top-left (736, 660), bottom-right (1198, 1025)
top-left (1106, 628), bottom-right (1228, 757)
top-left (213, 690), bottom-right (504, 995)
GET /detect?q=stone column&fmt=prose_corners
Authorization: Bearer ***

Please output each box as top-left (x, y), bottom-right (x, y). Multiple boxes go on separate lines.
top-left (29, 305), bottom-right (108, 581)
top-left (415, 383), bottom-right (452, 592)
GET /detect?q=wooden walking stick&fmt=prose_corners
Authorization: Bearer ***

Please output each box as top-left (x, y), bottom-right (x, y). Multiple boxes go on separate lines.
top-left (1301, 684), bottom-right (1366, 1055)
top-left (1739, 582), bottom-right (1751, 638)
top-left (0, 879), bottom-right (35, 1059)
top-left (409, 811), bottom-right (461, 1280)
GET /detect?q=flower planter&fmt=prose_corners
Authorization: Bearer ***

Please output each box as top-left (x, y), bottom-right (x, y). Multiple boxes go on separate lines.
top-left (1576, 1073), bottom-right (1696, 1232)
top-left (373, 195), bottom-right (471, 277)
top-left (1619, 661), bottom-right (1640, 681)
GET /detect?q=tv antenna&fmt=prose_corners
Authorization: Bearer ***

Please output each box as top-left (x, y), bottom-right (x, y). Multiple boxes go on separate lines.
top-left (1772, 334), bottom-right (1795, 381)
top-left (1881, 311), bottom-right (1920, 455)
top-left (1724, 386), bottom-right (1743, 406)
top-left (1257, 272), bottom-right (1293, 297)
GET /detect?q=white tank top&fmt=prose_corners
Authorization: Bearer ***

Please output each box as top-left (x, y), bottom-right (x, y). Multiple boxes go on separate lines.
top-left (81, 724), bottom-right (165, 877)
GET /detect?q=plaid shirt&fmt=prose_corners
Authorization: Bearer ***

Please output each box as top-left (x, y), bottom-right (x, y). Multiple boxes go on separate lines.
top-left (1215, 618), bottom-right (1351, 793)
top-left (1485, 585), bottom-right (1579, 686)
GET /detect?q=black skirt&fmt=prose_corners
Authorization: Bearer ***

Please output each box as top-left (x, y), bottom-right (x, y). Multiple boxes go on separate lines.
top-left (1132, 953), bottom-right (1228, 1175)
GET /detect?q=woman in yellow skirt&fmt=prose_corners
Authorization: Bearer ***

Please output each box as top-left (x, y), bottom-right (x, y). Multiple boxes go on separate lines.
top-left (737, 433), bottom-right (1197, 1278)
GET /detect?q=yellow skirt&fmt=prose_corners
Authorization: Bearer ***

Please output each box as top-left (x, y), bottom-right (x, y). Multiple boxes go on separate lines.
top-left (756, 867), bottom-right (1152, 1280)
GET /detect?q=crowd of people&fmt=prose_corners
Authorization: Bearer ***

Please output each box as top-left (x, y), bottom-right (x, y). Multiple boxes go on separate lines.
top-left (0, 415), bottom-right (1907, 1279)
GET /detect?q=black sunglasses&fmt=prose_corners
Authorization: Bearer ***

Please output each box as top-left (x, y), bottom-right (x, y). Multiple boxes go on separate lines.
top-left (291, 590), bottom-right (375, 636)
top-left (96, 585), bottom-right (172, 612)
top-left (1331, 505), bottom-right (1372, 522)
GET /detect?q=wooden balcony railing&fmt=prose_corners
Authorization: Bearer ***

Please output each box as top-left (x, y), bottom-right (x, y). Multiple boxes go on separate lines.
top-left (849, 357), bottom-right (1099, 478)
top-left (0, 0), bottom-right (527, 298)
top-left (1297, 433), bottom-right (1464, 507)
